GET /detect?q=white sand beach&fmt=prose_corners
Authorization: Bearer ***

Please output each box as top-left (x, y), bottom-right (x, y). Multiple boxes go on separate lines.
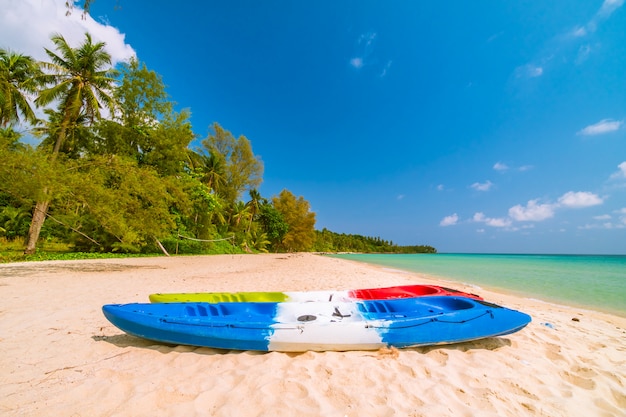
top-left (1, 253), bottom-right (624, 416)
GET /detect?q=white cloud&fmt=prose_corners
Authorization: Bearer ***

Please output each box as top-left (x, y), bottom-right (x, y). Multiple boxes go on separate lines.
top-left (578, 223), bottom-right (611, 230)
top-left (597, 0), bottom-right (624, 19)
top-left (437, 184), bottom-right (445, 191)
top-left (582, 208), bottom-right (626, 229)
top-left (350, 32), bottom-right (376, 69)
top-left (508, 199), bottom-right (555, 221)
top-left (458, 187), bottom-right (611, 233)
top-left (557, 191), bottom-right (603, 208)
top-left (609, 161), bottom-right (626, 180)
top-left (493, 162), bottom-right (509, 171)
top-left (494, 162), bottom-right (533, 172)
top-left (473, 213), bottom-right (486, 222)
top-left (471, 180), bottom-right (494, 192)
top-left (359, 32), bottom-right (377, 47)
top-left (485, 217), bottom-right (512, 228)
top-left (473, 212), bottom-right (512, 228)
top-left (350, 57), bottom-right (364, 69)
top-left (503, 192), bottom-right (602, 225)
top-left (571, 26), bottom-right (588, 37)
top-left (468, 191), bottom-right (605, 230)
top-left (440, 214), bottom-right (458, 227)
top-left (380, 60), bottom-right (392, 77)
top-left (350, 31), bottom-right (392, 77)
top-left (518, 0), bottom-right (623, 80)
top-left (528, 66), bottom-right (543, 77)
top-left (575, 44), bottom-right (592, 64)
top-left (578, 119), bottom-right (623, 135)
top-left (515, 64), bottom-right (543, 78)
top-left (0, 0), bottom-right (135, 65)
top-left (577, 0), bottom-right (625, 34)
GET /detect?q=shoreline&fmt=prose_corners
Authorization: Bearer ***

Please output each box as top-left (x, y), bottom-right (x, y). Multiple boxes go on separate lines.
top-left (1, 253), bottom-right (625, 416)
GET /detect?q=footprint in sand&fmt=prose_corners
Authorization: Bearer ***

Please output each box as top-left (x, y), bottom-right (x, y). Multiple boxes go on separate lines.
top-left (560, 366), bottom-right (597, 390)
top-left (426, 350), bottom-right (449, 367)
top-left (544, 342), bottom-right (566, 362)
top-left (505, 380), bottom-right (540, 400)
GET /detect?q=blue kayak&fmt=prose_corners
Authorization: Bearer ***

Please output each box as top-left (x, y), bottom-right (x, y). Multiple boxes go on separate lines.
top-left (102, 296), bottom-right (531, 352)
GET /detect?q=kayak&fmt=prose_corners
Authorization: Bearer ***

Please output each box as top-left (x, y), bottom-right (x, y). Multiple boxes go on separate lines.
top-left (102, 296), bottom-right (530, 352)
top-left (148, 284), bottom-right (483, 303)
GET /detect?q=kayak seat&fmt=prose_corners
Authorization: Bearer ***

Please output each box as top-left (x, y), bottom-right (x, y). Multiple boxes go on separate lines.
top-left (214, 302), bottom-right (276, 317)
top-left (358, 301), bottom-right (392, 314)
top-left (184, 304), bottom-right (215, 317)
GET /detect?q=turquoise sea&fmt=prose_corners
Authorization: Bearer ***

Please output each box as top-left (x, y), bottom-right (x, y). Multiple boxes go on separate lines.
top-left (331, 253), bottom-right (626, 317)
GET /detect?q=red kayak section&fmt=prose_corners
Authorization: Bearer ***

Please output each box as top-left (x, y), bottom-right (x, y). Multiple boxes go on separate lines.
top-left (349, 284), bottom-right (483, 300)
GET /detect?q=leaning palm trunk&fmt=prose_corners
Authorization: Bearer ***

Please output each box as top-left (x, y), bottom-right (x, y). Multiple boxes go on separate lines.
top-left (24, 199), bottom-right (50, 254)
top-left (23, 121), bottom-right (68, 254)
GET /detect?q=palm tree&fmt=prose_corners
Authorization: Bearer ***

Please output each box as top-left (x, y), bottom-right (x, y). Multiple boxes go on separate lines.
top-left (0, 205), bottom-right (31, 239)
top-left (230, 201), bottom-right (251, 229)
top-left (24, 33), bottom-right (118, 254)
top-left (201, 153), bottom-right (227, 196)
top-left (0, 49), bottom-right (41, 127)
top-left (35, 33), bottom-right (117, 154)
top-left (245, 189), bottom-right (263, 233)
top-left (246, 230), bottom-right (271, 253)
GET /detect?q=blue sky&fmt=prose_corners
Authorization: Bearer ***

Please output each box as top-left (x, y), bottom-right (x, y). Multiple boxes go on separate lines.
top-left (2, 1), bottom-right (625, 254)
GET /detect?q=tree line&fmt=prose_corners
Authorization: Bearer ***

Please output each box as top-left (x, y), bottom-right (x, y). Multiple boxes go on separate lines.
top-left (1, 33), bottom-right (435, 257)
top-left (313, 229), bottom-right (436, 253)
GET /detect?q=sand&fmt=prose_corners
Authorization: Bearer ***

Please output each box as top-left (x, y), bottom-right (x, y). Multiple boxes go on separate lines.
top-left (1, 253), bottom-right (625, 417)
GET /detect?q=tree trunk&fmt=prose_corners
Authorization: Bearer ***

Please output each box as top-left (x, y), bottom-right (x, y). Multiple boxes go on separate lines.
top-left (24, 119), bottom-right (68, 255)
top-left (24, 200), bottom-right (50, 254)
top-left (154, 237), bottom-right (170, 257)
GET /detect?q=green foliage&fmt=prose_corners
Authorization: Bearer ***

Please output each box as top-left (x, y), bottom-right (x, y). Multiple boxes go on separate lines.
top-left (246, 230), bottom-right (271, 253)
top-left (0, 200), bottom-right (31, 239)
top-left (35, 108), bottom-right (95, 157)
top-left (59, 155), bottom-right (180, 252)
top-left (0, 237), bottom-right (157, 263)
top-left (0, 134), bottom-right (64, 203)
top-left (257, 203), bottom-right (289, 249)
top-left (0, 49), bottom-right (41, 127)
top-left (201, 123), bottom-right (263, 205)
top-left (35, 33), bottom-right (117, 154)
top-left (174, 173), bottom-right (223, 240)
top-left (158, 235), bottom-right (243, 255)
top-left (115, 58), bottom-right (172, 127)
top-left (140, 110), bottom-right (194, 175)
top-left (87, 58), bottom-right (194, 174)
top-left (313, 229), bottom-right (437, 254)
top-left (272, 189), bottom-right (316, 252)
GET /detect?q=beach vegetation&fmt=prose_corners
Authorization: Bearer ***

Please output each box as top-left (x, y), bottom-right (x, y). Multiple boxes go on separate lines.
top-left (0, 49), bottom-right (42, 127)
top-left (272, 189), bottom-right (316, 252)
top-left (201, 122), bottom-right (263, 207)
top-left (257, 203), bottom-right (289, 248)
top-left (24, 32), bottom-right (118, 254)
top-left (313, 229), bottom-right (437, 254)
top-left (0, 34), bottom-right (436, 262)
